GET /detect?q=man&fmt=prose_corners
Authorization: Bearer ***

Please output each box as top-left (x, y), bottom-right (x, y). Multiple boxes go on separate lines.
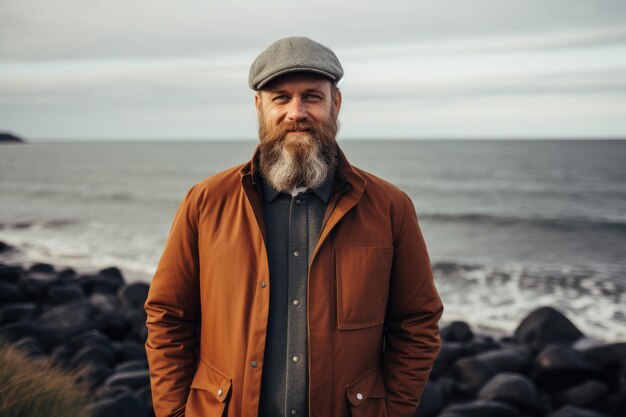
top-left (145, 36), bottom-right (443, 417)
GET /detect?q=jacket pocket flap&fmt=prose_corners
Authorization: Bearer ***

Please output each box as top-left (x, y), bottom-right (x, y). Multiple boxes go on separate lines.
top-left (345, 367), bottom-right (387, 407)
top-left (190, 357), bottom-right (232, 403)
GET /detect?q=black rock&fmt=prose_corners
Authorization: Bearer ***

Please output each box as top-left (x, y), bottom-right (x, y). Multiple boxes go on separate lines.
top-left (441, 400), bottom-right (523, 417)
top-left (47, 284), bottom-right (85, 304)
top-left (114, 340), bottom-right (146, 362)
top-left (449, 357), bottom-right (497, 394)
top-left (556, 380), bottom-right (609, 408)
top-left (0, 302), bottom-right (38, 324)
top-left (414, 381), bottom-right (445, 417)
top-left (81, 275), bottom-right (124, 296)
top-left (96, 310), bottom-right (130, 340)
top-left (0, 132), bottom-right (25, 143)
top-left (12, 335), bottom-right (44, 356)
top-left (475, 346), bottom-right (532, 374)
top-left (0, 264), bottom-right (21, 283)
top-left (95, 384), bottom-right (132, 400)
top-left (72, 344), bottom-right (116, 368)
top-left (514, 307), bottom-right (584, 351)
top-left (36, 300), bottom-right (96, 342)
top-left (90, 392), bottom-right (147, 417)
top-left (532, 344), bottom-right (604, 391)
top-left (57, 267), bottom-right (78, 282)
top-left (581, 342), bottom-right (626, 386)
top-left (29, 263), bottom-right (55, 274)
top-left (478, 372), bottom-right (540, 413)
top-left (136, 385), bottom-right (155, 417)
top-left (80, 363), bottom-right (114, 390)
top-left (0, 321), bottom-right (37, 344)
top-left (431, 342), bottom-right (467, 379)
top-left (115, 359), bottom-right (148, 373)
top-left (104, 369), bottom-right (151, 390)
top-left (18, 272), bottom-right (59, 301)
top-left (0, 282), bottom-right (25, 303)
top-left (548, 405), bottom-right (610, 417)
top-left (118, 283), bottom-right (150, 310)
top-left (441, 321), bottom-right (474, 342)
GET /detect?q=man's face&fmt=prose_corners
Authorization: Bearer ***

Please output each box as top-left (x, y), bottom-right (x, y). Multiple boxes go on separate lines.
top-left (255, 72), bottom-right (342, 191)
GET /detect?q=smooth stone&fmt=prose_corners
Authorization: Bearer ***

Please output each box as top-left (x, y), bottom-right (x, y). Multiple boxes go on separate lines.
top-left (118, 283), bottom-right (149, 309)
top-left (29, 263), bottom-right (55, 274)
top-left (72, 344), bottom-right (116, 368)
top-left (90, 392), bottom-right (147, 417)
top-left (81, 363), bottom-right (114, 390)
top-left (441, 400), bottom-right (523, 417)
top-left (478, 372), bottom-right (540, 413)
top-left (441, 321), bottom-right (474, 342)
top-left (115, 359), bottom-right (148, 373)
top-left (556, 380), bottom-right (609, 408)
top-left (0, 241), bottom-right (15, 253)
top-left (36, 300), bottom-right (96, 340)
top-left (0, 282), bottom-right (25, 303)
top-left (514, 307), bottom-right (584, 351)
top-left (475, 346), bottom-right (532, 373)
top-left (450, 357), bottom-right (497, 394)
top-left (431, 342), bottom-right (467, 379)
top-left (532, 344), bottom-right (603, 391)
top-left (136, 385), bottom-right (154, 417)
top-left (0, 264), bottom-right (22, 283)
top-left (96, 310), bottom-right (130, 340)
top-left (0, 302), bottom-right (38, 324)
top-left (12, 335), bottom-right (44, 356)
top-left (81, 275), bottom-right (123, 296)
top-left (548, 405), bottom-right (610, 417)
top-left (115, 340), bottom-right (146, 362)
top-left (47, 285), bottom-right (85, 304)
top-left (414, 381), bottom-right (445, 417)
top-left (18, 273), bottom-right (59, 301)
top-left (104, 369), bottom-right (151, 390)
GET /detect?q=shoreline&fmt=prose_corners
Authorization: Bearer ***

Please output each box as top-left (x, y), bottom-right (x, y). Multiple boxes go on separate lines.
top-left (0, 243), bottom-right (624, 416)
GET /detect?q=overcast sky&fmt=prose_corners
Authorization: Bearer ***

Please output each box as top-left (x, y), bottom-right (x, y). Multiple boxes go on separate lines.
top-left (1, 0), bottom-right (626, 141)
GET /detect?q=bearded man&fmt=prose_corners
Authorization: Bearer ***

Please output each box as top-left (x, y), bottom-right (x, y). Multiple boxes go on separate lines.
top-left (145, 36), bottom-right (444, 417)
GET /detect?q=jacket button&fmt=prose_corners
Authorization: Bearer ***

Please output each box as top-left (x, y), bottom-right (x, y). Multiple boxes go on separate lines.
top-left (356, 393), bottom-right (363, 401)
top-left (217, 388), bottom-right (223, 396)
top-left (250, 361), bottom-right (258, 368)
top-left (293, 250), bottom-right (300, 257)
top-left (291, 410), bottom-right (298, 415)
top-left (292, 355), bottom-right (300, 363)
top-left (260, 281), bottom-right (267, 288)
top-left (295, 199), bottom-right (302, 205)
top-left (292, 299), bottom-right (300, 306)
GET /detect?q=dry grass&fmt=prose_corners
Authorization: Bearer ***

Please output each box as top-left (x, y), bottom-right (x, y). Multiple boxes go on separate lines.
top-left (0, 344), bottom-right (91, 417)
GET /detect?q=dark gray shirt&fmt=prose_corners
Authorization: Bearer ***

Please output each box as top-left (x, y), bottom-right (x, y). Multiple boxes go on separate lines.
top-left (258, 170), bottom-right (335, 417)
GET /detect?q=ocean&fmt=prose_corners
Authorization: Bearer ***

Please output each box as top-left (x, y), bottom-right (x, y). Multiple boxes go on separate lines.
top-left (1, 140), bottom-right (625, 341)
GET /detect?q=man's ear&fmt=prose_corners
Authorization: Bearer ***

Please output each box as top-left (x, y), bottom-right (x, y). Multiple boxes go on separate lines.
top-left (255, 93), bottom-right (262, 116)
top-left (334, 89), bottom-right (342, 117)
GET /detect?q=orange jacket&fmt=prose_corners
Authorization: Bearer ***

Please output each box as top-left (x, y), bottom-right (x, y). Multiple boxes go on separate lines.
top-left (145, 144), bottom-right (443, 417)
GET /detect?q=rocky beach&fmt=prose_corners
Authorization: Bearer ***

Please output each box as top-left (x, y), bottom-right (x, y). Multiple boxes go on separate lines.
top-left (0, 241), bottom-right (624, 417)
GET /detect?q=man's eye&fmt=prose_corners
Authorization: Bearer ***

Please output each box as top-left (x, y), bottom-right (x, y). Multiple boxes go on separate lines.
top-left (273, 95), bottom-right (288, 102)
top-left (305, 94), bottom-right (322, 100)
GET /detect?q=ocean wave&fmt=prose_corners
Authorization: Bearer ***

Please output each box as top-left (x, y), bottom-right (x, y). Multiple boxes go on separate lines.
top-left (420, 212), bottom-right (626, 232)
top-left (0, 219), bottom-right (80, 230)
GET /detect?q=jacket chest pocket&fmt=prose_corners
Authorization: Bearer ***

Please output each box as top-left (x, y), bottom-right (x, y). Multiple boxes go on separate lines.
top-left (335, 247), bottom-right (393, 330)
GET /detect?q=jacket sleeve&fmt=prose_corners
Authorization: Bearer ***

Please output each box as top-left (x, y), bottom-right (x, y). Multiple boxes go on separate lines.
top-left (383, 191), bottom-right (444, 417)
top-left (145, 185), bottom-right (201, 417)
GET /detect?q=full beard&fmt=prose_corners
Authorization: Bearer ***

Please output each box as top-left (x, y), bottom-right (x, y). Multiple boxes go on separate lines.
top-left (258, 112), bottom-right (339, 192)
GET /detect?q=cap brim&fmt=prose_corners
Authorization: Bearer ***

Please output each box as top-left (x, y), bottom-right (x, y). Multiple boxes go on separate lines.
top-left (255, 67), bottom-right (337, 90)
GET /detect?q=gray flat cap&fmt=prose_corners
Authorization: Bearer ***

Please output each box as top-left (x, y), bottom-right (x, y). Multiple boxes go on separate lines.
top-left (249, 36), bottom-right (343, 90)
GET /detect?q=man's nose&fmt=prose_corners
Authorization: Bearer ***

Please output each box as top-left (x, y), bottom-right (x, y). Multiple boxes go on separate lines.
top-left (286, 97), bottom-right (307, 122)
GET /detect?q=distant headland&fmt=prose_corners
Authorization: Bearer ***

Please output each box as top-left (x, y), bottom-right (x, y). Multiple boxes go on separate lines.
top-left (0, 132), bottom-right (26, 143)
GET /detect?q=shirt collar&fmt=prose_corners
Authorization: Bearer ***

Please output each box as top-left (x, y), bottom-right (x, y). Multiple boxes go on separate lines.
top-left (261, 165), bottom-right (336, 204)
